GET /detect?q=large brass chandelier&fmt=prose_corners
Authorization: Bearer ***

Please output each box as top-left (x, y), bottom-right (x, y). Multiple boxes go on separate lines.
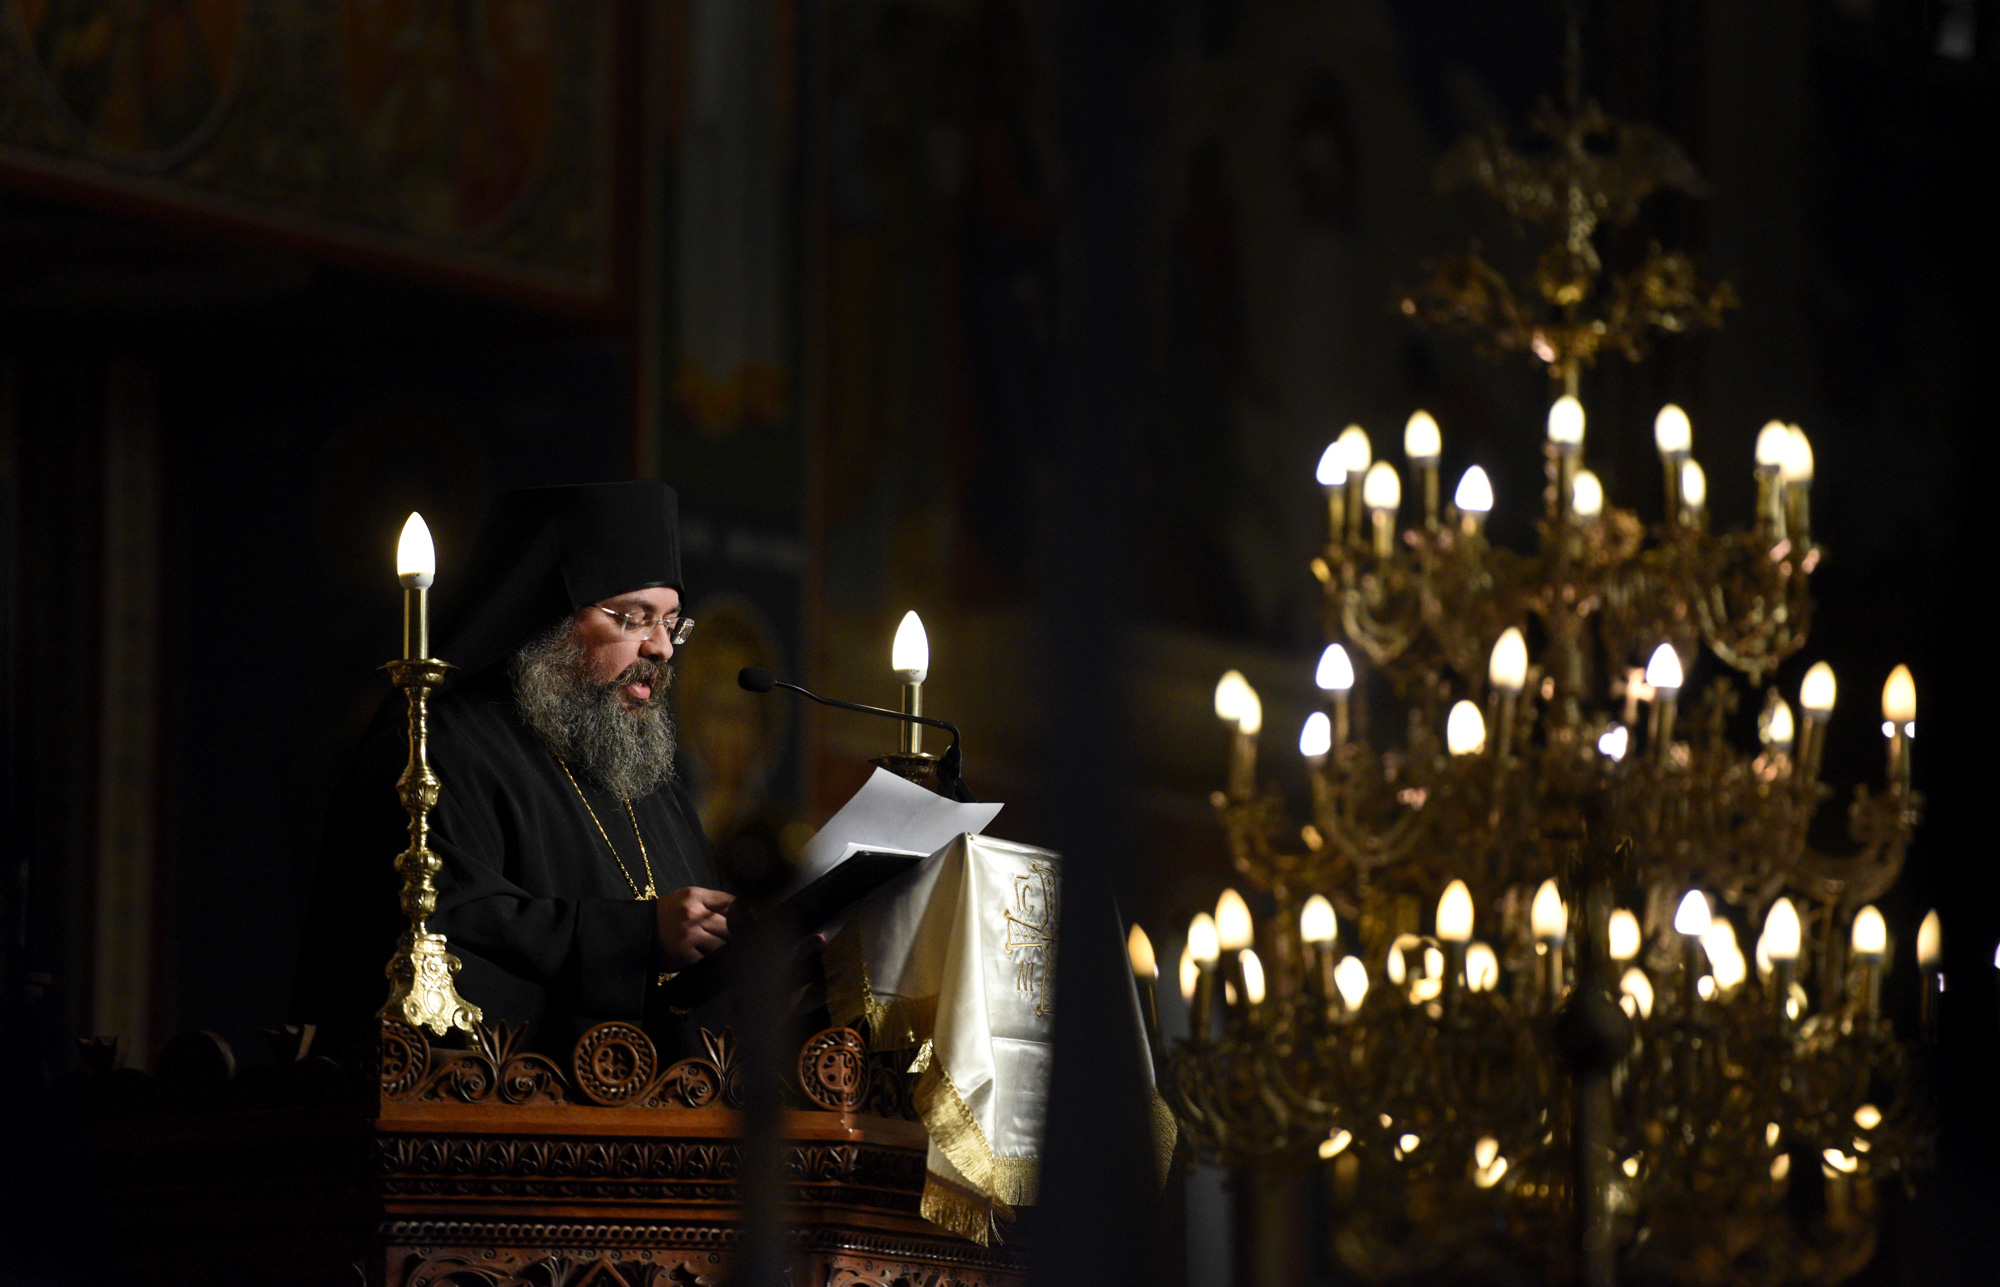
top-left (1145, 59), bottom-right (1931, 1287)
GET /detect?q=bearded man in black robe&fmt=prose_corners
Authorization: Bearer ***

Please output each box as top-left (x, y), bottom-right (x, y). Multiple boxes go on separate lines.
top-left (293, 481), bottom-right (730, 1052)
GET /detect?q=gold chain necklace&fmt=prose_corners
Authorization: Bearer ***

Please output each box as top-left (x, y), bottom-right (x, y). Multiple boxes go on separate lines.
top-left (553, 756), bottom-right (658, 900)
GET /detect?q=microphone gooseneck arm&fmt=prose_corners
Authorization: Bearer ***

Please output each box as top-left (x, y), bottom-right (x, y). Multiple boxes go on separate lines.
top-left (737, 667), bottom-right (975, 802)
top-left (765, 677), bottom-right (961, 750)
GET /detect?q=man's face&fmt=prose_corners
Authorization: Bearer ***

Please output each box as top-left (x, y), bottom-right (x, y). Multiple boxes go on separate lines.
top-left (571, 586), bottom-right (682, 708)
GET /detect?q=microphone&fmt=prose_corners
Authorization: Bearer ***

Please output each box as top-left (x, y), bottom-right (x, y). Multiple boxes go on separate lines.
top-left (738, 668), bottom-right (974, 802)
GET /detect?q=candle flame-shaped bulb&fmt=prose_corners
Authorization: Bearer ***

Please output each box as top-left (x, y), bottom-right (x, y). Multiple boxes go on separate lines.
top-left (1764, 898), bottom-right (1802, 961)
top-left (1762, 698), bottom-right (1796, 748)
top-left (1547, 395), bottom-right (1585, 447)
top-left (1335, 956), bottom-right (1369, 1009)
top-left (1883, 665), bottom-right (1916, 723)
top-left (1337, 424), bottom-right (1372, 475)
top-left (1707, 927), bottom-right (1748, 990)
top-left (397, 512), bottom-right (436, 588)
top-left (1436, 880), bottom-right (1474, 943)
top-left (1645, 643), bottom-right (1684, 692)
top-left (1489, 628), bottom-right (1529, 693)
top-left (1532, 880), bottom-right (1567, 942)
top-left (1598, 725), bottom-right (1629, 762)
top-left (1755, 420), bottom-right (1792, 468)
top-left (1620, 968), bottom-right (1655, 1019)
top-left (1918, 909), bottom-right (1942, 970)
top-left (1675, 890), bottom-right (1712, 937)
top-left (1299, 711), bottom-right (1332, 759)
top-left (1852, 905), bottom-right (1887, 957)
top-left (1179, 945), bottom-right (1198, 1003)
top-left (1316, 643), bottom-right (1355, 691)
top-left (892, 611), bottom-right (930, 683)
top-left (1783, 426), bottom-right (1815, 483)
top-left (1609, 910), bottom-right (1642, 962)
top-left (1445, 700), bottom-right (1486, 755)
top-left (1236, 685), bottom-right (1263, 735)
top-left (1363, 461), bottom-right (1402, 511)
top-left (1571, 470), bottom-right (1604, 518)
top-left (1466, 942), bottom-right (1500, 991)
top-left (1301, 894), bottom-right (1337, 945)
top-left (1800, 662), bottom-right (1837, 715)
top-left (1654, 404), bottom-right (1693, 454)
top-left (1454, 465), bottom-right (1494, 514)
top-left (1127, 924), bottom-right (1157, 978)
top-left (1681, 459), bottom-right (1707, 509)
top-left (1315, 441), bottom-right (1347, 486)
top-left (1240, 950), bottom-right (1267, 1005)
top-left (1187, 913), bottom-right (1220, 963)
top-left (1404, 410), bottom-right (1441, 461)
top-left (1215, 889), bottom-right (1254, 951)
top-left (1213, 670), bottom-right (1250, 723)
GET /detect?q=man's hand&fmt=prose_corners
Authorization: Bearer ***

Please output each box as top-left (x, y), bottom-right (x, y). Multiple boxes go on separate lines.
top-left (655, 887), bottom-right (735, 970)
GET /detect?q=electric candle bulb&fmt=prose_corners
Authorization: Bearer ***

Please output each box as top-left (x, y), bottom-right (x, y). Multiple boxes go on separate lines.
top-left (1316, 643), bottom-right (1355, 691)
top-left (1489, 628), bottom-right (1529, 692)
top-left (1179, 945), bottom-right (1198, 1003)
top-left (1783, 426), bottom-right (1814, 484)
top-left (1240, 950), bottom-right (1267, 1005)
top-left (1316, 442), bottom-right (1347, 486)
top-left (1547, 396), bottom-right (1585, 447)
top-left (1299, 712), bottom-right (1332, 760)
top-left (1404, 410), bottom-right (1442, 461)
top-left (1645, 643), bottom-right (1684, 692)
top-left (1709, 937), bottom-right (1748, 991)
top-left (892, 611), bottom-right (930, 683)
top-left (1236, 685), bottom-right (1263, 735)
top-left (1445, 700), bottom-right (1487, 755)
top-left (1128, 925), bottom-right (1157, 978)
top-left (1762, 699), bottom-right (1796, 748)
top-left (1301, 894), bottom-right (1337, 945)
top-left (1763, 898), bottom-right (1802, 961)
top-left (1337, 424), bottom-right (1372, 475)
top-left (1883, 665), bottom-right (1916, 724)
top-left (1571, 470), bottom-right (1604, 519)
top-left (396, 513), bottom-right (436, 586)
top-left (1335, 956), bottom-right (1370, 1009)
top-left (1454, 466), bottom-right (1494, 514)
top-left (1800, 662), bottom-right (1837, 715)
top-left (1532, 880), bottom-right (1567, 943)
top-left (1363, 461), bottom-right (1402, 511)
top-left (1675, 890), bottom-right (1712, 937)
top-left (1755, 420), bottom-right (1791, 468)
top-left (1918, 909), bottom-right (1942, 971)
top-left (1654, 404), bottom-right (1693, 455)
top-left (1436, 880), bottom-right (1475, 943)
top-left (1620, 968), bottom-right (1655, 1018)
top-left (1466, 942), bottom-right (1500, 992)
top-left (1598, 725), bottom-right (1629, 761)
top-left (1609, 910), bottom-right (1642, 962)
top-left (1852, 906), bottom-right (1887, 958)
top-left (1187, 913), bottom-right (1220, 963)
top-left (1214, 670), bottom-right (1250, 723)
top-left (1215, 889), bottom-right (1255, 951)
top-left (1681, 459), bottom-right (1707, 509)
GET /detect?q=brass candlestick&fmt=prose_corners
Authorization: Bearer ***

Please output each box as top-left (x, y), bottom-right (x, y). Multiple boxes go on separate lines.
top-left (380, 655), bottom-right (483, 1036)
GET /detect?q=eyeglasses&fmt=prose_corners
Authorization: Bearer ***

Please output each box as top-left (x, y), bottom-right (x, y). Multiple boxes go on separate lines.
top-left (594, 605), bottom-right (696, 646)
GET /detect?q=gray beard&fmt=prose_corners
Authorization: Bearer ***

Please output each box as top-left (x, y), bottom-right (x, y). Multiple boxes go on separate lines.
top-left (511, 621), bottom-right (677, 800)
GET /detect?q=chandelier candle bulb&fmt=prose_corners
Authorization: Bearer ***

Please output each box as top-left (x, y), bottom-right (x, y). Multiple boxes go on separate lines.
top-left (1216, 888), bottom-right (1255, 1029)
top-left (1782, 426), bottom-right (1814, 545)
top-left (1302, 895), bottom-right (1339, 1019)
top-left (1316, 644), bottom-right (1355, 746)
top-left (1317, 442), bottom-right (1348, 547)
top-left (1338, 425), bottom-right (1372, 546)
top-left (1680, 458), bottom-right (1708, 528)
top-left (1882, 665), bottom-right (1915, 785)
top-left (1187, 913), bottom-right (1220, 1044)
top-left (1334, 955), bottom-right (1369, 1014)
top-left (1299, 711), bottom-right (1333, 768)
top-left (1655, 403), bottom-right (1692, 517)
top-left (1918, 908), bottom-right (1943, 1043)
top-left (1763, 897), bottom-right (1802, 1024)
top-left (1546, 395), bottom-right (1585, 524)
top-left (1453, 465), bottom-right (1494, 537)
top-left (1533, 879), bottom-right (1568, 1007)
top-left (1761, 695), bottom-right (1797, 776)
top-left (1609, 910), bottom-right (1643, 963)
top-left (1405, 411), bottom-right (1443, 529)
top-left (1364, 461), bottom-right (1403, 557)
top-left (1437, 880), bottom-right (1473, 1012)
top-left (1799, 662), bottom-right (1837, 779)
top-left (395, 512), bottom-right (437, 660)
top-left (1754, 420), bottom-right (1791, 542)
top-left (1645, 644), bottom-right (1684, 766)
top-left (1852, 906), bottom-right (1888, 1020)
top-left (1446, 700), bottom-right (1487, 756)
top-left (1490, 628), bottom-right (1528, 760)
top-left (1571, 470), bottom-right (1604, 522)
top-left (891, 611), bottom-right (930, 754)
top-left (1128, 925), bottom-right (1164, 1054)
top-left (1238, 949), bottom-right (1267, 1024)
top-left (1676, 891), bottom-right (1712, 1016)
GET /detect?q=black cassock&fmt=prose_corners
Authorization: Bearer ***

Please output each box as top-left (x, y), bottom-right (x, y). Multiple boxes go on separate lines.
top-left (293, 666), bottom-right (719, 1054)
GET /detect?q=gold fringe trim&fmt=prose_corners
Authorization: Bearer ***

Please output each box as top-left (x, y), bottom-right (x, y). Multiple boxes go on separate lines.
top-left (992, 1155), bottom-right (1039, 1206)
top-left (1150, 1091), bottom-right (1180, 1186)
top-left (822, 922), bottom-right (937, 1050)
top-left (913, 1061), bottom-right (996, 1196)
top-left (921, 1168), bottom-right (999, 1245)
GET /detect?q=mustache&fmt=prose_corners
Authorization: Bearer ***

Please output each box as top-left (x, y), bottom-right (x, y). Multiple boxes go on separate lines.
top-left (609, 658), bottom-right (670, 691)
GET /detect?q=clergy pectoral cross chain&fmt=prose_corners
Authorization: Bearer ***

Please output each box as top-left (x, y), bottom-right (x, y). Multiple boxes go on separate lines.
top-left (1002, 860), bottom-right (1059, 1018)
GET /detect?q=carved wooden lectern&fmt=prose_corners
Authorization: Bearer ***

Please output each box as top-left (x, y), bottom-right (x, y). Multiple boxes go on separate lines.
top-left (73, 1018), bottom-right (1029, 1286)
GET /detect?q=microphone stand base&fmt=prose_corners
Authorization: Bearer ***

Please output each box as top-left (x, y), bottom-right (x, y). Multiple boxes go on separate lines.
top-left (871, 751), bottom-right (942, 790)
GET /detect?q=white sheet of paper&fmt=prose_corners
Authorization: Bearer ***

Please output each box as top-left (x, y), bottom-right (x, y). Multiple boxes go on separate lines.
top-left (794, 767), bottom-right (1004, 885)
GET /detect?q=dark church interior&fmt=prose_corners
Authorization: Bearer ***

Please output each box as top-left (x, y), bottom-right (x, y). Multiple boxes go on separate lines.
top-left (2, 1), bottom-right (1993, 1283)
